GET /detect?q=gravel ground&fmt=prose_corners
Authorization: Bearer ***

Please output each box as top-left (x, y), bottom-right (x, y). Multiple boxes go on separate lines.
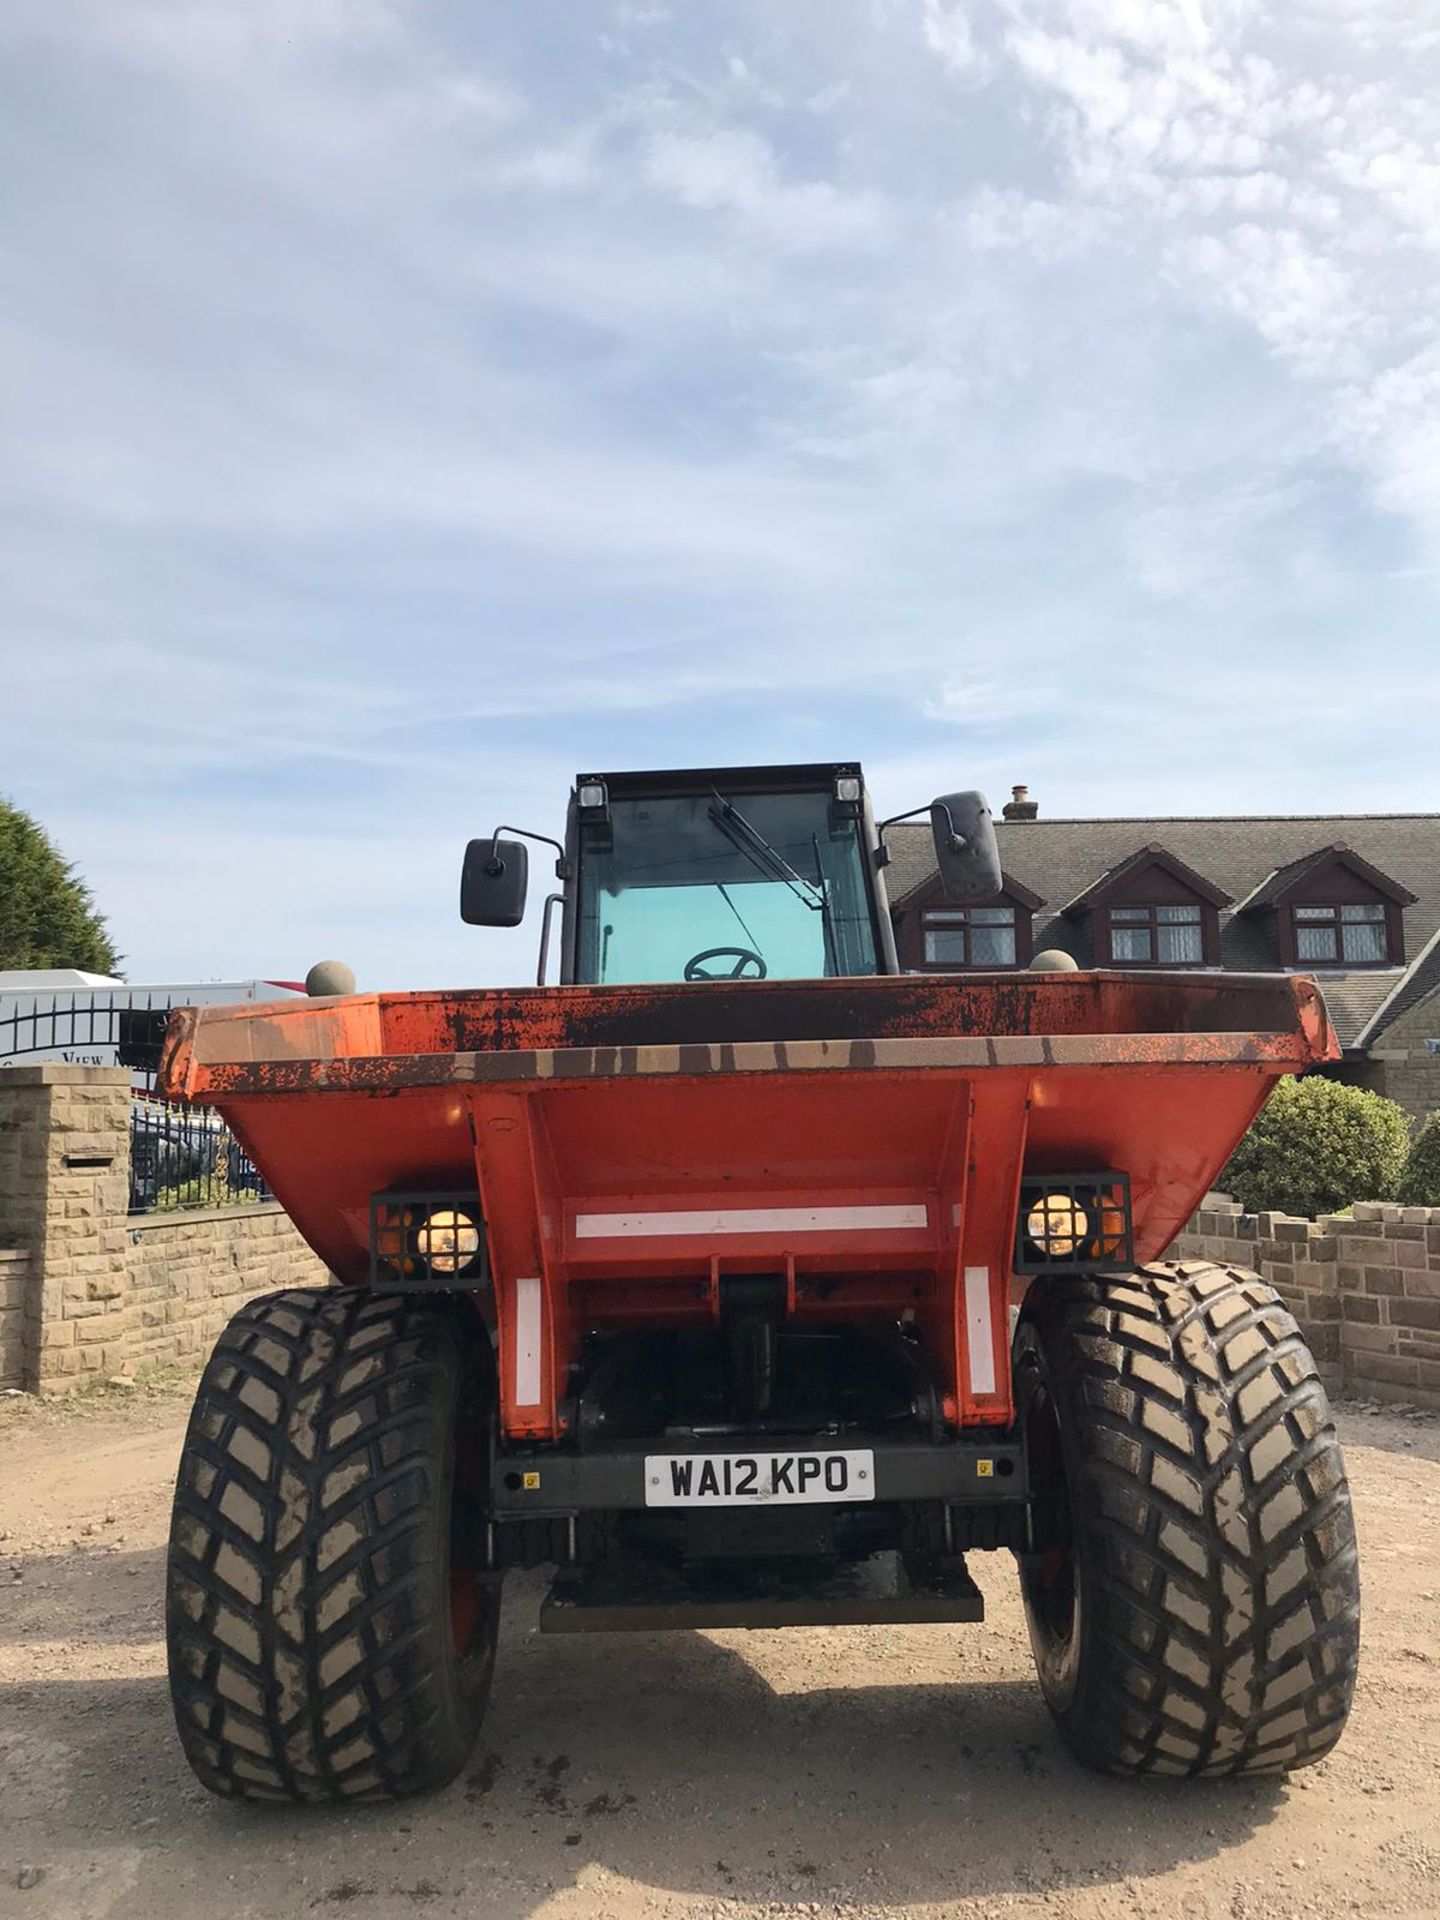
top-left (1, 1387), bottom-right (1438, 1920)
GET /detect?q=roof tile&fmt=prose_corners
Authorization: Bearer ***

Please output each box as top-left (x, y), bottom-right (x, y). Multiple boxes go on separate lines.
top-left (884, 812), bottom-right (1440, 1048)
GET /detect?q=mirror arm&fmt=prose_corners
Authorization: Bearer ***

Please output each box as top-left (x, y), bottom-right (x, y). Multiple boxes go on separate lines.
top-left (874, 801), bottom-right (929, 865)
top-left (493, 825), bottom-right (570, 881)
top-left (875, 802), bottom-right (929, 841)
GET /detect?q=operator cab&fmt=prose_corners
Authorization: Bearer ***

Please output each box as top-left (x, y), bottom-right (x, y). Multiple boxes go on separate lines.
top-left (570, 765), bottom-right (884, 985)
top-left (461, 761), bottom-right (1001, 986)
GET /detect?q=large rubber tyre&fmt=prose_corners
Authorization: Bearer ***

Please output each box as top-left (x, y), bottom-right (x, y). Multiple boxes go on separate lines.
top-left (1016, 1261), bottom-right (1360, 1777)
top-left (167, 1288), bottom-right (499, 1802)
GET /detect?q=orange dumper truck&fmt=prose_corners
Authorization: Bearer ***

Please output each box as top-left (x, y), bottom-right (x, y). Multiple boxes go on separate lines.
top-left (159, 763), bottom-right (1359, 1802)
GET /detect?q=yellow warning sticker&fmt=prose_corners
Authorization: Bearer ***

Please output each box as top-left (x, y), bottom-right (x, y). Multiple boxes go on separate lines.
top-left (976, 1459), bottom-right (994, 1477)
top-left (522, 1471), bottom-right (541, 1490)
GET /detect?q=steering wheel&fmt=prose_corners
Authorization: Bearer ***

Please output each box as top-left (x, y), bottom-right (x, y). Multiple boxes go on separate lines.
top-left (684, 946), bottom-right (768, 982)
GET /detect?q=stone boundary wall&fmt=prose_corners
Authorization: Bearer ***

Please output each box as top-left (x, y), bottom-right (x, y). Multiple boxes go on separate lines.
top-left (1174, 1197), bottom-right (1440, 1410)
top-left (0, 1064), bottom-right (328, 1393)
top-left (0, 1248), bottom-right (30, 1391)
top-left (43, 1203), bottom-right (329, 1386)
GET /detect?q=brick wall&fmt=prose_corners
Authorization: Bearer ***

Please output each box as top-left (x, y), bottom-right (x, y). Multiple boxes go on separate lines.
top-left (0, 1063), bottom-right (329, 1393)
top-left (1175, 1197), bottom-right (1440, 1410)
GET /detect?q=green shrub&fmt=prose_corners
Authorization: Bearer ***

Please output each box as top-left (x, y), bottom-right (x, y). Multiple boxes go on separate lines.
top-left (1398, 1111), bottom-right (1440, 1207)
top-left (1222, 1075), bottom-right (1411, 1218)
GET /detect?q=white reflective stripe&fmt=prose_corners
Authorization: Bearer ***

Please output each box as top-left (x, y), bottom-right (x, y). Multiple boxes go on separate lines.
top-left (573, 1204), bottom-right (928, 1240)
top-left (964, 1266), bottom-right (996, 1396)
top-left (514, 1276), bottom-right (542, 1405)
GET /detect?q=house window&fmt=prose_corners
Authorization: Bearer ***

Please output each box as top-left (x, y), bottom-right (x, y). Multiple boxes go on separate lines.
top-left (923, 906), bottom-right (1017, 967)
top-left (1108, 903), bottom-right (1204, 965)
top-left (1293, 903), bottom-right (1389, 965)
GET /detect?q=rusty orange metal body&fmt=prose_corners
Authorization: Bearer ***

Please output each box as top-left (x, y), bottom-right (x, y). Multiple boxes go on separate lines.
top-left (159, 968), bottom-right (1335, 1442)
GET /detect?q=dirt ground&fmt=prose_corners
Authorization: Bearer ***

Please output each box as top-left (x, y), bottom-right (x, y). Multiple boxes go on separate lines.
top-left (1, 1390), bottom-right (1438, 1920)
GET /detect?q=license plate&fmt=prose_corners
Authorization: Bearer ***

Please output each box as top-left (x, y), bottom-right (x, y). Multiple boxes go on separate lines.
top-left (643, 1449), bottom-right (875, 1507)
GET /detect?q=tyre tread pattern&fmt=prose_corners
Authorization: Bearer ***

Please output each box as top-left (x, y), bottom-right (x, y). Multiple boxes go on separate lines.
top-left (166, 1288), bottom-right (476, 1802)
top-left (1033, 1261), bottom-right (1360, 1777)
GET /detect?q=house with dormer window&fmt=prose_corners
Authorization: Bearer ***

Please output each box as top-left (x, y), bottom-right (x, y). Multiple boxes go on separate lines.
top-left (886, 787), bottom-right (1440, 1121)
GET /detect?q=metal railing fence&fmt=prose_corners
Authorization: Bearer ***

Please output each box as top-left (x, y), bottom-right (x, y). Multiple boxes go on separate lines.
top-left (127, 1095), bottom-right (270, 1214)
top-left (0, 991), bottom-right (269, 1214)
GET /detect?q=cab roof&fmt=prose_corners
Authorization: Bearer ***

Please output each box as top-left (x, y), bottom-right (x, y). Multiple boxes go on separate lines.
top-left (575, 763), bottom-right (864, 799)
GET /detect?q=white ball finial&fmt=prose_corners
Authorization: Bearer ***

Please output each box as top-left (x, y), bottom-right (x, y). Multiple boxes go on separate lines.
top-left (305, 960), bottom-right (356, 998)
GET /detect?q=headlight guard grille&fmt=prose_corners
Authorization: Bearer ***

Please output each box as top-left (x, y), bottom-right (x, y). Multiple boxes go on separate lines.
top-left (369, 1190), bottom-right (489, 1290)
top-left (1014, 1171), bottom-right (1133, 1274)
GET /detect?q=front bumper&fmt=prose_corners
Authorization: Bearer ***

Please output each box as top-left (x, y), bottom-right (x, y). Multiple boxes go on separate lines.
top-left (492, 1430), bottom-right (1027, 1516)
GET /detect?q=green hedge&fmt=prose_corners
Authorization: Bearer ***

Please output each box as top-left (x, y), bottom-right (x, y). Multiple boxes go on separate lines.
top-left (1222, 1076), bottom-right (1411, 1218)
top-left (1398, 1112), bottom-right (1440, 1207)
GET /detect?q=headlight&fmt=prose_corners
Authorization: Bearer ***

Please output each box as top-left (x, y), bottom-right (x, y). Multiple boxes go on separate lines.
top-left (411, 1206), bottom-right (483, 1277)
top-left (370, 1191), bottom-right (488, 1288)
top-left (1026, 1193), bottom-right (1090, 1259)
top-left (1015, 1172), bottom-right (1133, 1272)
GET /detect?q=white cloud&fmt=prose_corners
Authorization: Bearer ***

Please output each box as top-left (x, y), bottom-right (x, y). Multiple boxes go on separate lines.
top-left (433, 71), bottom-right (524, 128)
top-left (923, 0), bottom-right (984, 76)
top-left (805, 79), bottom-right (852, 114)
top-left (922, 673), bottom-right (1065, 725)
top-left (643, 125), bottom-right (884, 248)
top-left (991, 0), bottom-right (1440, 552)
top-left (954, 184), bottom-right (1109, 259)
top-left (1175, 224), bottom-right (1370, 377)
top-left (494, 133), bottom-right (601, 191)
top-left (1124, 472), bottom-right (1333, 602)
top-left (1347, 344), bottom-right (1440, 525)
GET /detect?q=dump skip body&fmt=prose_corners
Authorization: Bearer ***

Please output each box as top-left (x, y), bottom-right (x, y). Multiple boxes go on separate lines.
top-left (160, 968), bottom-right (1334, 1437)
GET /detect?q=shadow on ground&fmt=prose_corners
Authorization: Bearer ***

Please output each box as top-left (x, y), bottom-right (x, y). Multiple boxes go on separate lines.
top-left (0, 1546), bottom-right (166, 1646)
top-left (2, 1571), bottom-right (1289, 1918)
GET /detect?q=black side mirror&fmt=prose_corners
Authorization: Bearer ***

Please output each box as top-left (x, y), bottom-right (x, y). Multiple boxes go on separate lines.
top-left (461, 836), bottom-right (530, 927)
top-left (931, 791), bottom-right (1002, 901)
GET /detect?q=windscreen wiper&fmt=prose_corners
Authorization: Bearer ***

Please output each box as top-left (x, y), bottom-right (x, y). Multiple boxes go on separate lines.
top-left (706, 792), bottom-right (838, 971)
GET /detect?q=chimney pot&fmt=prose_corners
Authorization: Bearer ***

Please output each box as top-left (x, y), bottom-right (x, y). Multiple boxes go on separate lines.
top-left (1002, 784), bottom-right (1038, 822)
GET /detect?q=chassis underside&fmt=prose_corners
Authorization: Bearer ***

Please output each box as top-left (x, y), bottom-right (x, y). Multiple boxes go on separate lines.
top-left (485, 1316), bottom-right (1033, 1630)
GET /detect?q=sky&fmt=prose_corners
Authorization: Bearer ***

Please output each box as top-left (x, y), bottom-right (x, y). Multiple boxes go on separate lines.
top-left (3, 0), bottom-right (1439, 991)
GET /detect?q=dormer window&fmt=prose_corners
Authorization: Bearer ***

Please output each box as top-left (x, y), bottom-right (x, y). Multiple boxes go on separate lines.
top-left (896, 871), bottom-right (1042, 971)
top-left (1107, 903), bottom-right (1204, 965)
top-left (1062, 845), bottom-right (1230, 969)
top-left (1237, 845), bottom-right (1413, 971)
top-left (1293, 903), bottom-right (1390, 966)
top-left (924, 905), bottom-right (1019, 967)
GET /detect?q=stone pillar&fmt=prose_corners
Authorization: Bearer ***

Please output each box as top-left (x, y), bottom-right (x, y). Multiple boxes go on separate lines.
top-left (0, 1065), bottom-right (132, 1391)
